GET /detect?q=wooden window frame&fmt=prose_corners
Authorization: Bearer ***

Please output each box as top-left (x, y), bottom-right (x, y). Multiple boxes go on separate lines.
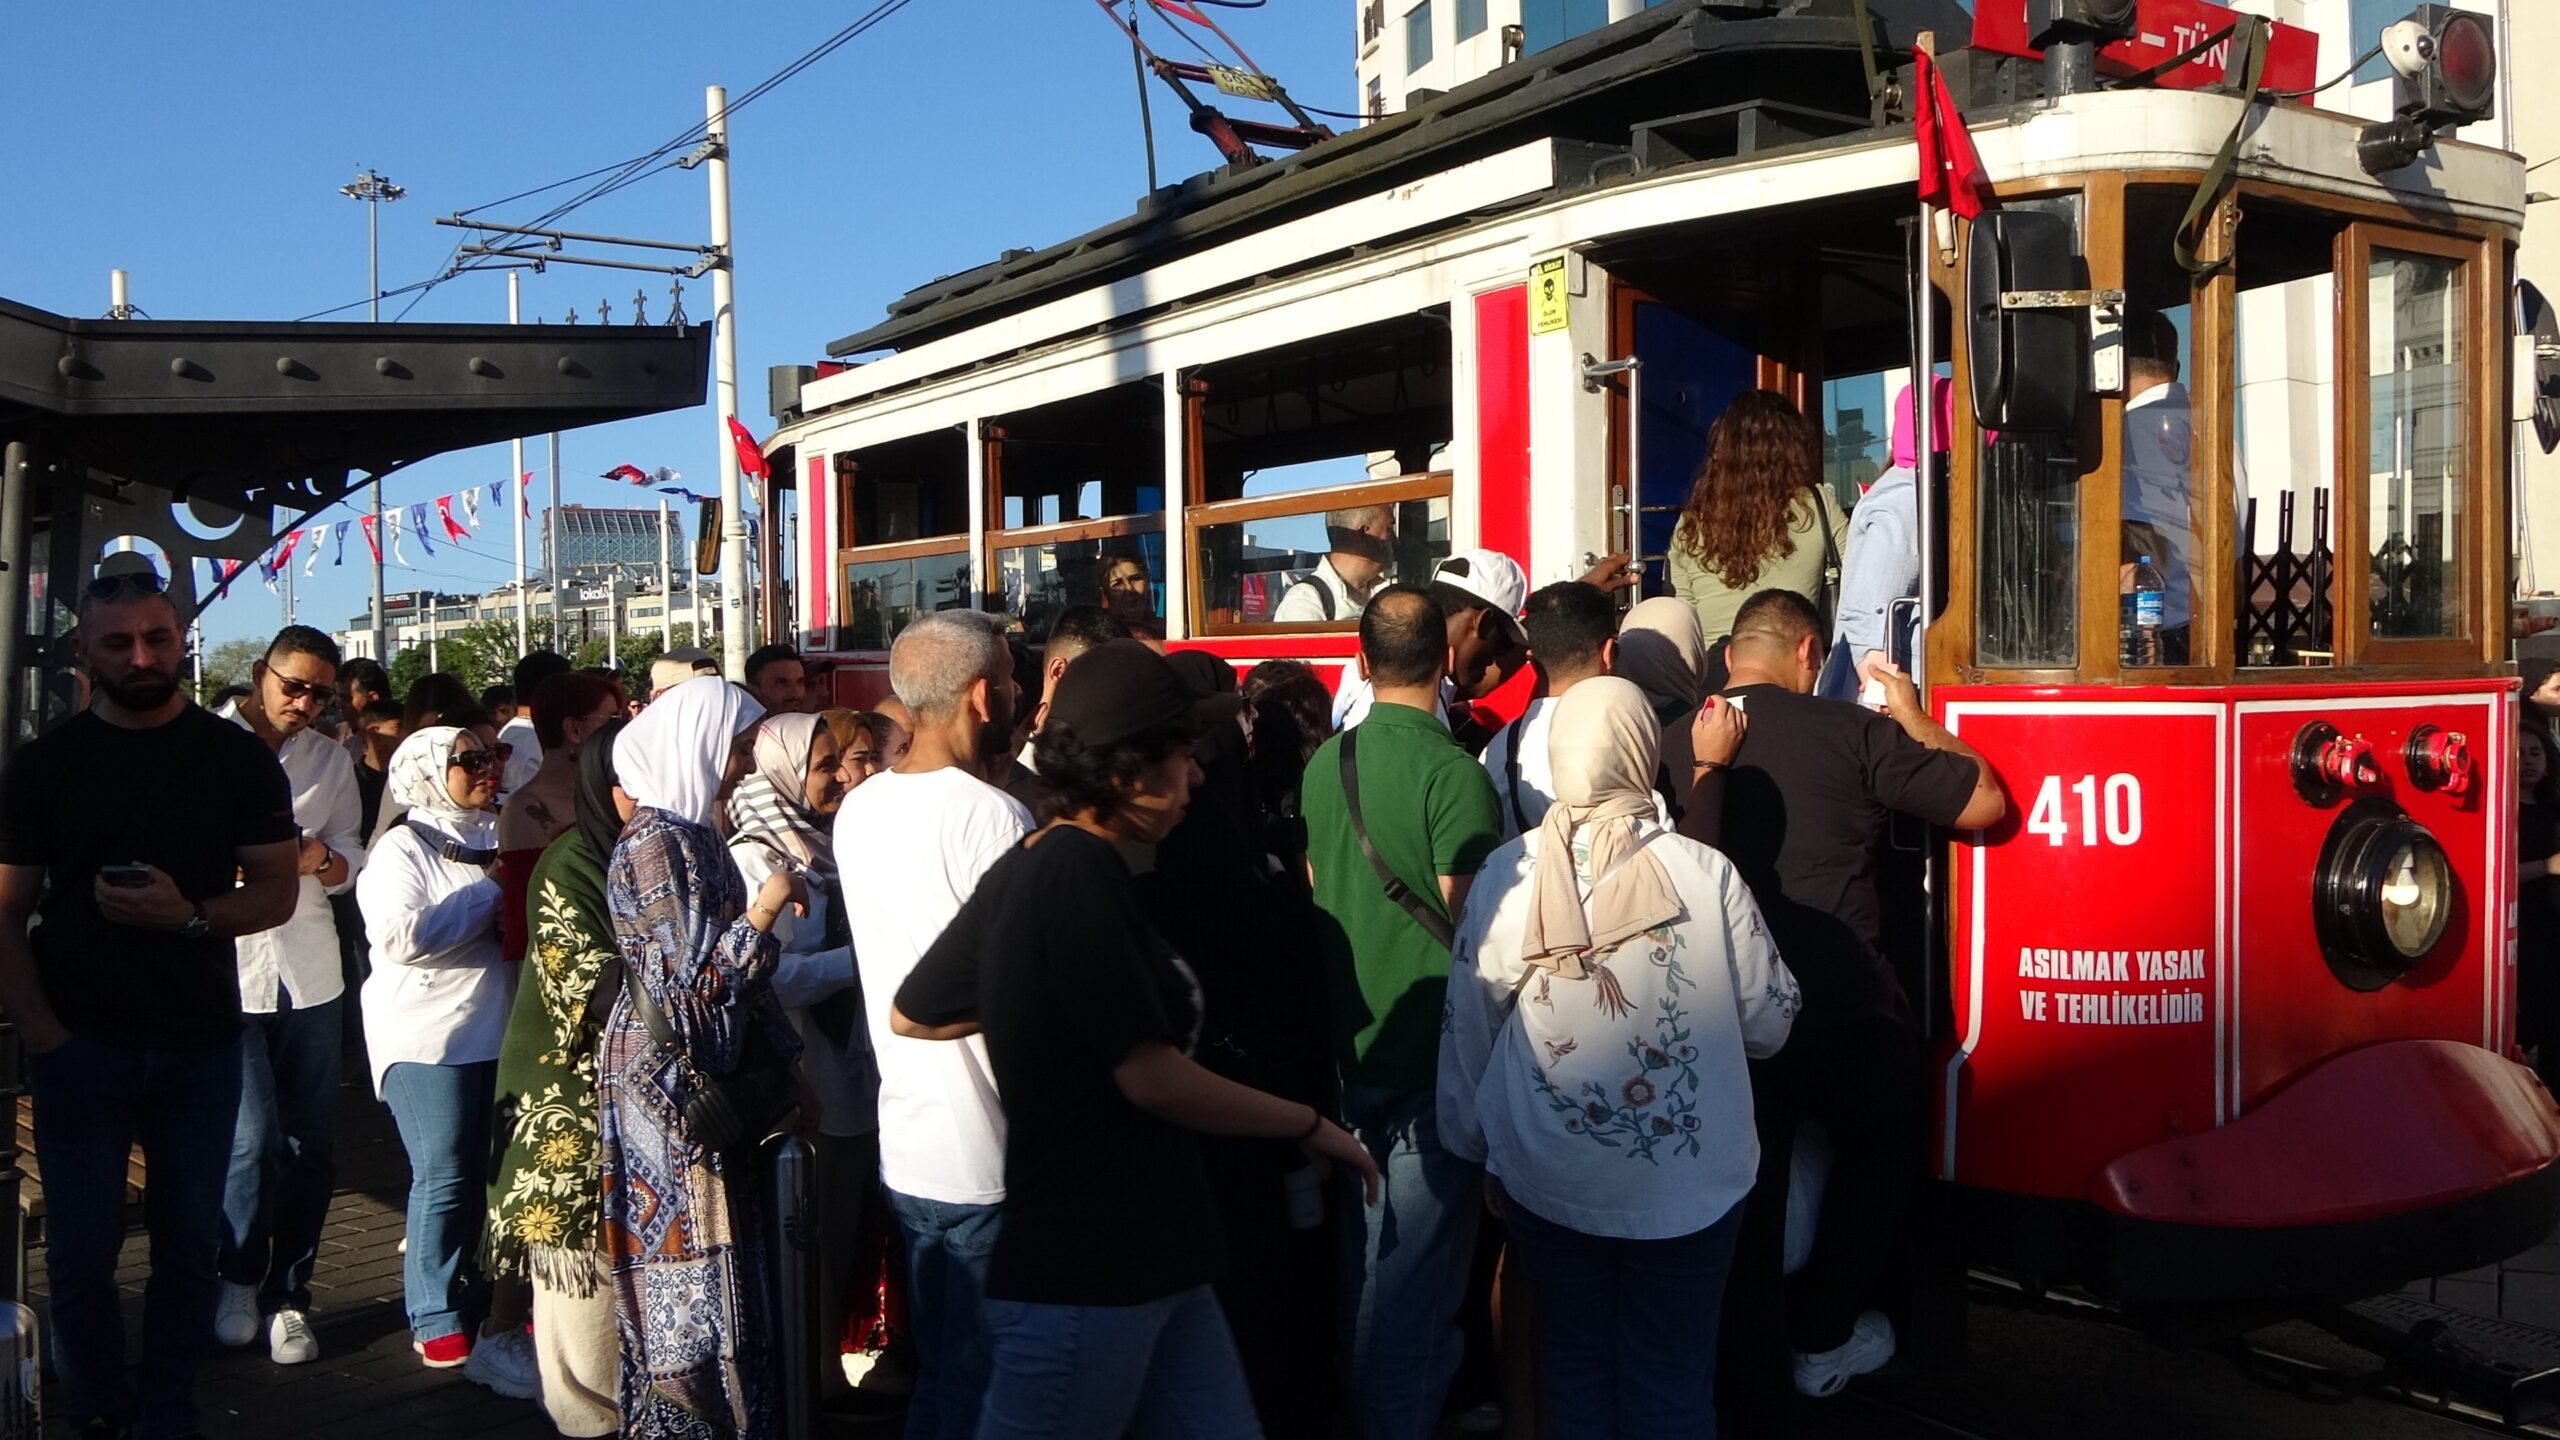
top-left (2336, 221), bottom-right (2500, 670)
top-left (1182, 471), bottom-right (1453, 638)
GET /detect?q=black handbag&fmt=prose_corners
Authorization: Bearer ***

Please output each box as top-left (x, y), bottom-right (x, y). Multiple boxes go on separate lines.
top-left (620, 964), bottom-right (796, 1155)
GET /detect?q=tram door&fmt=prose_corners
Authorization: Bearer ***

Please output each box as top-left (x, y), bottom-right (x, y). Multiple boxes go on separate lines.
top-left (1612, 292), bottom-right (1758, 598)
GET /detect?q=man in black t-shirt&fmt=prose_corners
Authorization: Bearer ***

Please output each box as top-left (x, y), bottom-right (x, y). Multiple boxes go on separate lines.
top-left (1709, 589), bottom-right (2003, 1422)
top-left (0, 564), bottom-right (299, 1440)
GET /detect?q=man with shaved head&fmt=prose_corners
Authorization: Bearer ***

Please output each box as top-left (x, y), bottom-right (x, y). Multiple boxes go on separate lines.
top-left (831, 609), bottom-right (1028, 1440)
top-left (0, 556), bottom-right (300, 1439)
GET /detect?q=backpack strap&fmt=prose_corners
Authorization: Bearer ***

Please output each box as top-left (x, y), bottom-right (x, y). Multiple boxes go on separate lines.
top-left (1500, 713), bottom-right (1532, 836)
top-left (404, 818), bottom-right (497, 868)
top-left (1339, 727), bottom-right (1456, 950)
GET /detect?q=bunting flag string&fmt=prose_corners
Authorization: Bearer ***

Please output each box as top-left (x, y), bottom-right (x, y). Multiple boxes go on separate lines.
top-left (603, 464), bottom-right (680, 487)
top-left (461, 488), bottom-right (481, 532)
top-left (218, 558), bottom-right (245, 586)
top-left (302, 526), bottom-right (325, 577)
top-left (332, 521), bottom-right (350, 566)
top-left (408, 503), bottom-right (438, 557)
top-left (386, 508), bottom-right (408, 566)
top-left (361, 514), bottom-right (381, 565)
top-left (272, 528), bottom-right (303, 575)
top-left (519, 472), bottom-right (532, 518)
top-left (435, 494), bottom-right (469, 542)
top-left (656, 486), bottom-right (717, 504)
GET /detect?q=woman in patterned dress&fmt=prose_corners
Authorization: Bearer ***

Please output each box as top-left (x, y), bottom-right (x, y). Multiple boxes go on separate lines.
top-left (597, 678), bottom-right (809, 1439)
top-left (485, 718), bottom-right (632, 1437)
top-left (1436, 677), bottom-right (1800, 1440)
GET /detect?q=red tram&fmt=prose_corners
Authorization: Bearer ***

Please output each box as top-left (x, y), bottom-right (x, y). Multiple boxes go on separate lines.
top-left (761, 0), bottom-right (2560, 1307)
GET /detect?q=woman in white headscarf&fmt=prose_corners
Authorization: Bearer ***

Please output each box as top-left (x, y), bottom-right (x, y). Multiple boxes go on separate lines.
top-left (1437, 677), bottom-right (1800, 1440)
top-left (725, 710), bottom-right (878, 1400)
top-left (356, 722), bottom-right (521, 1377)
top-left (596, 677), bottom-right (809, 1438)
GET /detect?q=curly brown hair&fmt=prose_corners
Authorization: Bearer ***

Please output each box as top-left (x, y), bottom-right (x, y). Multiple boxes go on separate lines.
top-left (1671, 389), bottom-right (1822, 588)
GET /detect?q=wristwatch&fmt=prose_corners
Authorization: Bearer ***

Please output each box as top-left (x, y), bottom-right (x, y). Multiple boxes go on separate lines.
top-left (178, 903), bottom-right (210, 941)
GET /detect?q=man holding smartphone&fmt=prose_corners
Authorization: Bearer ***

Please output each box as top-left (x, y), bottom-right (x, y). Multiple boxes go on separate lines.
top-left (211, 625), bottom-right (365, 1369)
top-left (0, 554), bottom-right (299, 1440)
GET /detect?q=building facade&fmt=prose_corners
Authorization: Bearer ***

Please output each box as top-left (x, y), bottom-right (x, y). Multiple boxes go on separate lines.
top-left (546, 503), bottom-right (690, 581)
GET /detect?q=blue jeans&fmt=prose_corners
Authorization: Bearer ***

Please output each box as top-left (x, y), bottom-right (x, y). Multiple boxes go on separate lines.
top-left (976, 1285), bottom-right (1261, 1440)
top-left (1336, 1085), bottom-right (1482, 1440)
top-left (885, 1187), bottom-right (1001, 1440)
top-left (31, 1031), bottom-right (243, 1440)
top-left (219, 995), bottom-right (343, 1312)
top-left (379, 1060), bottom-right (495, 1343)
top-left (1506, 1199), bottom-right (1743, 1440)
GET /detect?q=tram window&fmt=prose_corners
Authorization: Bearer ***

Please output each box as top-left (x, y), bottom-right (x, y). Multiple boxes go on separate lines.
top-left (1819, 372), bottom-right (1891, 512)
top-left (993, 532), bottom-right (1165, 641)
top-left (1193, 492), bottom-right (1451, 626)
top-left (992, 383), bottom-right (1164, 530)
top-left (840, 548), bottom-right (973, 652)
top-left (844, 429), bottom-right (968, 545)
top-left (2233, 204), bottom-right (2341, 667)
top-left (2365, 249), bottom-right (2467, 642)
top-left (1975, 194), bottom-right (2081, 670)
top-left (2120, 190), bottom-right (2202, 668)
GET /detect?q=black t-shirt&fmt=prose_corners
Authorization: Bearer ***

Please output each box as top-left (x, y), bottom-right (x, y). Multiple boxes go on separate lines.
top-left (1718, 684), bottom-right (1978, 1028)
top-left (0, 705), bottom-right (296, 1049)
top-left (896, 825), bottom-right (1223, 1306)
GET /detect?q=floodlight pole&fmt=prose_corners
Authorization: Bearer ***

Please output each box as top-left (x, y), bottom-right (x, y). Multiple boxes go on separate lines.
top-left (509, 270), bottom-right (529, 656)
top-left (706, 85), bottom-right (751, 681)
top-left (343, 167), bottom-right (405, 662)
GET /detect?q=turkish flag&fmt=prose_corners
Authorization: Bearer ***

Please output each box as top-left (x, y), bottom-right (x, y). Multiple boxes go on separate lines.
top-left (360, 514), bottom-right (381, 564)
top-left (1914, 47), bottom-right (1992, 220)
top-left (726, 417), bottom-right (771, 482)
top-left (436, 494), bottom-right (470, 542)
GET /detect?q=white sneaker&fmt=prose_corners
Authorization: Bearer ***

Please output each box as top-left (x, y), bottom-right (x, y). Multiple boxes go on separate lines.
top-left (1791, 1310), bottom-right (1895, 1398)
top-left (463, 1325), bottom-right (540, 1400)
top-left (267, 1308), bottom-right (319, 1365)
top-left (213, 1282), bottom-right (259, 1348)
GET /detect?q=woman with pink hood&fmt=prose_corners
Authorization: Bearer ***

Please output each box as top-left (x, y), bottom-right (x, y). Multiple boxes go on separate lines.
top-left (1823, 377), bottom-right (1953, 700)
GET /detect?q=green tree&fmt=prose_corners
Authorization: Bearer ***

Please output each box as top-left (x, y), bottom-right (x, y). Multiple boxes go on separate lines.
top-left (193, 637), bottom-right (266, 703)
top-left (385, 646), bottom-right (430, 706)
top-left (438, 617), bottom-right (559, 694)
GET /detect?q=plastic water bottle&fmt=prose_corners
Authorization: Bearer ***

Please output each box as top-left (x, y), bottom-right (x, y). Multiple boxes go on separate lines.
top-left (2121, 554), bottom-right (2167, 664)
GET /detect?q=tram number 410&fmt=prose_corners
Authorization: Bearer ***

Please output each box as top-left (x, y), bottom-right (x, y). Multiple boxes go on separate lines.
top-left (2024, 774), bottom-right (2144, 847)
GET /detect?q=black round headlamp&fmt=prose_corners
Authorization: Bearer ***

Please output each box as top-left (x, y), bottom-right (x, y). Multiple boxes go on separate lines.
top-left (2311, 799), bottom-right (2456, 992)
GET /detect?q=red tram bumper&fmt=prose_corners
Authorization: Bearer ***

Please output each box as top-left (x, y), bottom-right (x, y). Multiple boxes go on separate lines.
top-left (1951, 1042), bottom-right (2560, 1304)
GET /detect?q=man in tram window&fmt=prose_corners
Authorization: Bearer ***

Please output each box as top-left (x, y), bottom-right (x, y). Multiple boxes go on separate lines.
top-left (1274, 504), bottom-right (1395, 623)
top-left (2120, 309), bottom-right (2197, 665)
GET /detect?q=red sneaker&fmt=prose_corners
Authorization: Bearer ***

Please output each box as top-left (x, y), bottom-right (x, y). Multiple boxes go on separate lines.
top-left (414, 1333), bottom-right (471, 1369)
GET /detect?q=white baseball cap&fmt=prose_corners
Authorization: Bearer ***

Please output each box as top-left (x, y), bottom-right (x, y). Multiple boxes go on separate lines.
top-left (1429, 549), bottom-right (1528, 643)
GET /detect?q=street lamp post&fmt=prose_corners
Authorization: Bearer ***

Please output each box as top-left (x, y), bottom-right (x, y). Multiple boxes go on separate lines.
top-left (342, 167), bottom-right (405, 664)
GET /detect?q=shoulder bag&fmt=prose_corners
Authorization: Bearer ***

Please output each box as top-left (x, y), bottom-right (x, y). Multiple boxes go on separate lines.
top-left (621, 962), bottom-right (796, 1155)
top-left (1339, 726), bottom-right (1456, 950)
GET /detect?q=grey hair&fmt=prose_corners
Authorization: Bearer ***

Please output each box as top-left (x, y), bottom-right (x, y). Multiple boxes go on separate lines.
top-left (890, 610), bottom-right (1008, 722)
top-left (1324, 504), bottom-right (1389, 533)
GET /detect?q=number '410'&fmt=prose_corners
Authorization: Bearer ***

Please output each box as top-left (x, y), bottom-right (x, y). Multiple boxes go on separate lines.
top-left (2025, 774), bottom-right (2143, 847)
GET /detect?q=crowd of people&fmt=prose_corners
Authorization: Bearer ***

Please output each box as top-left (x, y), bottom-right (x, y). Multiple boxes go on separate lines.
top-left (0, 386), bottom-right (2014, 1440)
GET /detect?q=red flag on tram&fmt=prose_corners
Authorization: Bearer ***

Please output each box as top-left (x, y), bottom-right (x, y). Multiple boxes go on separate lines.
top-left (726, 417), bottom-right (771, 483)
top-left (1913, 47), bottom-right (1992, 220)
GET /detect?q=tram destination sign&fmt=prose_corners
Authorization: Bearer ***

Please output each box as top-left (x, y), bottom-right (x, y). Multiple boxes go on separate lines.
top-left (1971, 0), bottom-right (2319, 96)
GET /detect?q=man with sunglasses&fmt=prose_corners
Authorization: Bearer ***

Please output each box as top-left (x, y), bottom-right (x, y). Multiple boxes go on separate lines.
top-left (0, 555), bottom-right (300, 1440)
top-left (209, 625), bottom-right (366, 1370)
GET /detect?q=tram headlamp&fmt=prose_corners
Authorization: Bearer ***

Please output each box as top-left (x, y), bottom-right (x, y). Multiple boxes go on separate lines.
top-left (2312, 800), bottom-right (2456, 992)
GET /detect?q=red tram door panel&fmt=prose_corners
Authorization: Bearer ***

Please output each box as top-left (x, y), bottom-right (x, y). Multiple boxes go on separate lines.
top-left (1937, 695), bottom-right (2225, 1199)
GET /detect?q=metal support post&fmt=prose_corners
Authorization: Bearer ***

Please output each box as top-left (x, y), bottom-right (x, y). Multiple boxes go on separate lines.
top-left (548, 431), bottom-right (564, 642)
top-left (706, 84), bottom-right (751, 680)
top-left (0, 442), bottom-right (29, 750)
top-left (659, 499), bottom-right (674, 648)
top-left (510, 271), bottom-right (528, 656)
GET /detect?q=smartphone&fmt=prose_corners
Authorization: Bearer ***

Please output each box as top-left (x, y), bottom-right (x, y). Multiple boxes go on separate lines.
top-left (99, 864), bottom-right (153, 889)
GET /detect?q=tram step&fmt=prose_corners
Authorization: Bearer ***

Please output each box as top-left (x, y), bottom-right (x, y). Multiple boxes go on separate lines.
top-left (2335, 1292), bottom-right (2560, 1425)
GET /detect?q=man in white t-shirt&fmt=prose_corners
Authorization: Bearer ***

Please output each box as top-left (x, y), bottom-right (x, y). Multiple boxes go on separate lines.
top-left (832, 609), bottom-right (1027, 1440)
top-left (1273, 504), bottom-right (1394, 623)
top-left (1480, 581), bottom-right (1620, 841)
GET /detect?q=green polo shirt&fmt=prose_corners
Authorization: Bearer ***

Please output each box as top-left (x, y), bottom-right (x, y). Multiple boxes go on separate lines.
top-left (1304, 700), bottom-right (1503, 1092)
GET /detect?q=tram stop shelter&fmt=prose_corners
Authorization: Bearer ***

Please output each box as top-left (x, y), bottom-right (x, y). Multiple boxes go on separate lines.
top-left (0, 294), bottom-right (709, 752)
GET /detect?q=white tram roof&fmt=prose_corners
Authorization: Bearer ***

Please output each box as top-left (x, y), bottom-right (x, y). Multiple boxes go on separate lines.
top-left (778, 0), bottom-right (2522, 451)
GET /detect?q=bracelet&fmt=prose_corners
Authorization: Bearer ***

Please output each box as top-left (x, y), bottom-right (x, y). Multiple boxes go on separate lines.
top-left (1294, 1106), bottom-right (1325, 1141)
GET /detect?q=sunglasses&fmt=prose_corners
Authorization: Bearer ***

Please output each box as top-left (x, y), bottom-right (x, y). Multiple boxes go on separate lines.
top-left (270, 673), bottom-right (337, 707)
top-left (449, 749), bottom-right (499, 778)
top-left (85, 569), bottom-right (166, 603)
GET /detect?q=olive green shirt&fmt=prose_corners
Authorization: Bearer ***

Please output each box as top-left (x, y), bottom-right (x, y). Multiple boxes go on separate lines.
top-left (1667, 485), bottom-right (1850, 642)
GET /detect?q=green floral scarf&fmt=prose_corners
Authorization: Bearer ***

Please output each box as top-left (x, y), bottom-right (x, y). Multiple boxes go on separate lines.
top-left (486, 828), bottom-right (616, 1295)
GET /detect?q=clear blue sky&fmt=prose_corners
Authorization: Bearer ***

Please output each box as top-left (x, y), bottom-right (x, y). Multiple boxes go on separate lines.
top-left (2, 1), bottom-right (1355, 648)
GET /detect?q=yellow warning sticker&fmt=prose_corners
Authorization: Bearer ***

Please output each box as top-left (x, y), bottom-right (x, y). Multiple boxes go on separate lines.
top-left (1530, 257), bottom-right (1569, 334)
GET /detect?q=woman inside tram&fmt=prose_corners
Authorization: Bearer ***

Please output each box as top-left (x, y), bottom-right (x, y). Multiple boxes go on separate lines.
top-left (1667, 389), bottom-right (1848, 677)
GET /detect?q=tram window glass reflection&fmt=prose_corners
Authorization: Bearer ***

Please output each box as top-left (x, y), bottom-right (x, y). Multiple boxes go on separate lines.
top-left (840, 548), bottom-right (972, 652)
top-left (2366, 249), bottom-right (2467, 642)
top-left (844, 430), bottom-right (967, 546)
top-left (991, 383), bottom-right (1164, 530)
top-left (1975, 193), bottom-right (2081, 670)
top-left (1194, 494), bottom-right (1450, 626)
top-left (994, 532), bottom-right (1164, 643)
top-left (1820, 371), bottom-right (1889, 513)
top-left (2233, 204), bottom-right (2341, 667)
